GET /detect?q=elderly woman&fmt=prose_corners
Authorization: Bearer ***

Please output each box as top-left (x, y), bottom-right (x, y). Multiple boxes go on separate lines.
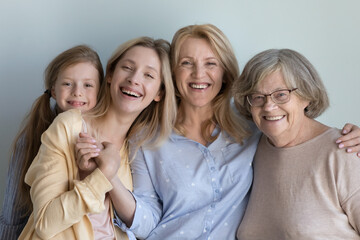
top-left (234, 49), bottom-right (360, 239)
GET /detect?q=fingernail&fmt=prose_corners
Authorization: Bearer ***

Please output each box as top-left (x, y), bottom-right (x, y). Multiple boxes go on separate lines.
top-left (358, 153), bottom-right (360, 157)
top-left (342, 130), bottom-right (348, 134)
top-left (339, 143), bottom-right (344, 148)
top-left (91, 139), bottom-right (96, 143)
top-left (335, 140), bottom-right (342, 143)
top-left (346, 148), bottom-right (352, 153)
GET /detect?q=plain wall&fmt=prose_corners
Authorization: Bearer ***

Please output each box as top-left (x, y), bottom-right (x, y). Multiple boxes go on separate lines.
top-left (1, 0), bottom-right (359, 209)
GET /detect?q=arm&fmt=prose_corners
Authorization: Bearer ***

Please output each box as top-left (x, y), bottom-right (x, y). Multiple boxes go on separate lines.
top-left (112, 148), bottom-right (163, 239)
top-left (0, 135), bottom-right (29, 239)
top-left (26, 113), bottom-right (112, 239)
top-left (337, 151), bottom-right (360, 233)
top-left (337, 123), bottom-right (360, 157)
top-left (75, 135), bottom-right (137, 226)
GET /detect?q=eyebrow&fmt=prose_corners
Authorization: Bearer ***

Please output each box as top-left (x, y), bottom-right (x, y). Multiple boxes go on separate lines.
top-left (180, 56), bottom-right (218, 61)
top-left (253, 87), bottom-right (289, 94)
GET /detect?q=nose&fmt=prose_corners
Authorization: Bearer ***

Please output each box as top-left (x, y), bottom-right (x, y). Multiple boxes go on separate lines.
top-left (192, 64), bottom-right (205, 79)
top-left (72, 84), bottom-right (83, 97)
top-left (127, 71), bottom-right (141, 85)
top-left (263, 95), bottom-right (278, 111)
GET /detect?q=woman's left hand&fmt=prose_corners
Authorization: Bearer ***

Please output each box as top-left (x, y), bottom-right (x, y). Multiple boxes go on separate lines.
top-left (337, 123), bottom-right (360, 158)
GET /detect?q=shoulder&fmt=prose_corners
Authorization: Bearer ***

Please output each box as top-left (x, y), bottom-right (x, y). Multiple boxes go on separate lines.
top-left (53, 109), bottom-right (82, 125)
top-left (44, 109), bottom-right (83, 140)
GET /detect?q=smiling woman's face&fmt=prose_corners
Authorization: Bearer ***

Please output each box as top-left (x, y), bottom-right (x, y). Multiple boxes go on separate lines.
top-left (108, 46), bottom-right (162, 117)
top-left (250, 70), bottom-right (309, 147)
top-left (174, 37), bottom-right (224, 111)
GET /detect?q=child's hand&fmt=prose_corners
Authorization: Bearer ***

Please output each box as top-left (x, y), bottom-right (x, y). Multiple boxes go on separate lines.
top-left (75, 132), bottom-right (101, 179)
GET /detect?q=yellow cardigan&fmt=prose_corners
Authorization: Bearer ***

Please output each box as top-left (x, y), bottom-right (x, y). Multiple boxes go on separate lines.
top-left (19, 109), bottom-right (132, 240)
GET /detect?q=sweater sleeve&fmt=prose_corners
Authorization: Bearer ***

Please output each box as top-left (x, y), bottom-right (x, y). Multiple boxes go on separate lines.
top-left (0, 134), bottom-right (29, 240)
top-left (337, 150), bottom-right (360, 234)
top-left (113, 148), bottom-right (162, 239)
top-left (25, 110), bottom-right (113, 239)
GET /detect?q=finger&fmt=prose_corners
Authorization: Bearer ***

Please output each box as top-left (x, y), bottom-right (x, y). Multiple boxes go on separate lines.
top-left (340, 123), bottom-right (354, 134)
top-left (79, 132), bottom-right (92, 138)
top-left (75, 142), bottom-right (99, 153)
top-left (336, 129), bottom-right (360, 144)
top-left (76, 148), bottom-right (100, 162)
top-left (76, 136), bottom-right (97, 144)
top-left (77, 152), bottom-right (99, 170)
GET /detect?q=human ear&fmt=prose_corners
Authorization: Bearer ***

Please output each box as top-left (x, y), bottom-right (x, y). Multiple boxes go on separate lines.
top-left (51, 86), bottom-right (56, 99)
top-left (153, 90), bottom-right (163, 102)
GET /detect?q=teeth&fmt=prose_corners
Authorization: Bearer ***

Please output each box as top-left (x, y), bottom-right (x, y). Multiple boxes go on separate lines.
top-left (265, 116), bottom-right (283, 121)
top-left (122, 89), bottom-right (140, 97)
top-left (190, 83), bottom-right (208, 89)
top-left (68, 101), bottom-right (85, 106)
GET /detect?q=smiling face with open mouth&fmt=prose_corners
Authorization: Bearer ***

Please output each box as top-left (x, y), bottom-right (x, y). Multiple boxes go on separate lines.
top-left (52, 62), bottom-right (100, 113)
top-left (108, 46), bottom-right (162, 117)
top-left (174, 37), bottom-right (224, 111)
top-left (250, 70), bottom-right (310, 147)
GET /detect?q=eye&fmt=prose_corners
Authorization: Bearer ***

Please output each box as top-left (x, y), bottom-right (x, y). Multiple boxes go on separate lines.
top-left (180, 60), bottom-right (192, 66)
top-left (62, 82), bottom-right (71, 86)
top-left (252, 94), bottom-right (264, 100)
top-left (274, 91), bottom-right (289, 100)
top-left (85, 83), bottom-right (94, 88)
top-left (122, 65), bottom-right (132, 71)
top-left (145, 73), bottom-right (154, 79)
top-left (206, 62), bottom-right (217, 66)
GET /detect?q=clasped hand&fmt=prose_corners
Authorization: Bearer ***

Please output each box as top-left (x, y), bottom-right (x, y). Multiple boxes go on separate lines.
top-left (75, 132), bottom-right (121, 181)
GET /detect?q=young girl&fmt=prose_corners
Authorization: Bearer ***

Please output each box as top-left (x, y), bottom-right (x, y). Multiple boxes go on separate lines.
top-left (0, 45), bottom-right (103, 240)
top-left (18, 37), bottom-right (176, 240)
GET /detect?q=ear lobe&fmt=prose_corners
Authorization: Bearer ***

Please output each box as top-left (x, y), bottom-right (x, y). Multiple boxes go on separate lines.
top-left (106, 75), bottom-right (112, 84)
top-left (154, 94), bottom-right (161, 102)
top-left (154, 90), bottom-right (163, 102)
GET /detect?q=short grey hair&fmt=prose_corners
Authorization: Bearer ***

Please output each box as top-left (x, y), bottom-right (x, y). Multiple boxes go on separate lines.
top-left (233, 48), bottom-right (329, 119)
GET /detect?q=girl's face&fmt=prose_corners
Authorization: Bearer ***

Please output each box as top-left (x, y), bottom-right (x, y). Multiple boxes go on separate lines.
top-left (108, 46), bottom-right (162, 117)
top-left (174, 37), bottom-right (224, 110)
top-left (51, 62), bottom-right (100, 113)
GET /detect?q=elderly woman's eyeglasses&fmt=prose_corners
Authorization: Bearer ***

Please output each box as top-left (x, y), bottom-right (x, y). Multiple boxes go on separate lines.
top-left (246, 88), bottom-right (298, 107)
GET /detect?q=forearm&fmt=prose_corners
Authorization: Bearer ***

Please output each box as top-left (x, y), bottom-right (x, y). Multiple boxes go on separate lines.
top-left (109, 176), bottom-right (136, 227)
top-left (32, 168), bottom-right (112, 239)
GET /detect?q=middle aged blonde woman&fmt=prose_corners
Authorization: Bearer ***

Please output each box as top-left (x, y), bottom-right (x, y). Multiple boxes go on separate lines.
top-left (234, 49), bottom-right (360, 239)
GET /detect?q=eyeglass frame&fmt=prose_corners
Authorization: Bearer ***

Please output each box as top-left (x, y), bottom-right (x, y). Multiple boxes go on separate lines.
top-left (246, 88), bottom-right (298, 107)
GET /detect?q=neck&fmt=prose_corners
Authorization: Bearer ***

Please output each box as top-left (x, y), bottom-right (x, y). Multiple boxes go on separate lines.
top-left (268, 118), bottom-right (329, 148)
top-left (177, 103), bottom-right (215, 145)
top-left (87, 106), bottom-right (138, 149)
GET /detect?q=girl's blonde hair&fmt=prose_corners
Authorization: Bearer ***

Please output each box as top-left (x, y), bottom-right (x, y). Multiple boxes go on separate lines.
top-left (171, 24), bottom-right (250, 143)
top-left (15, 45), bottom-right (104, 215)
top-left (86, 37), bottom-right (177, 152)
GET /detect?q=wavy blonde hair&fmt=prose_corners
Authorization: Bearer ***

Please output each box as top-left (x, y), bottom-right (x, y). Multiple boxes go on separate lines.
top-left (85, 37), bottom-right (177, 152)
top-left (171, 24), bottom-right (250, 143)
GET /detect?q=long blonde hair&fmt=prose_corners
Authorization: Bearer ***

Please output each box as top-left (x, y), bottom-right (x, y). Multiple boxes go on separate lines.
top-left (171, 24), bottom-right (250, 143)
top-left (85, 37), bottom-right (177, 153)
top-left (14, 45), bottom-right (104, 215)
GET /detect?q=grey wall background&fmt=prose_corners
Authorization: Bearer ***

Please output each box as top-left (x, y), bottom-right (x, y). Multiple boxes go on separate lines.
top-left (1, 0), bottom-right (359, 209)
